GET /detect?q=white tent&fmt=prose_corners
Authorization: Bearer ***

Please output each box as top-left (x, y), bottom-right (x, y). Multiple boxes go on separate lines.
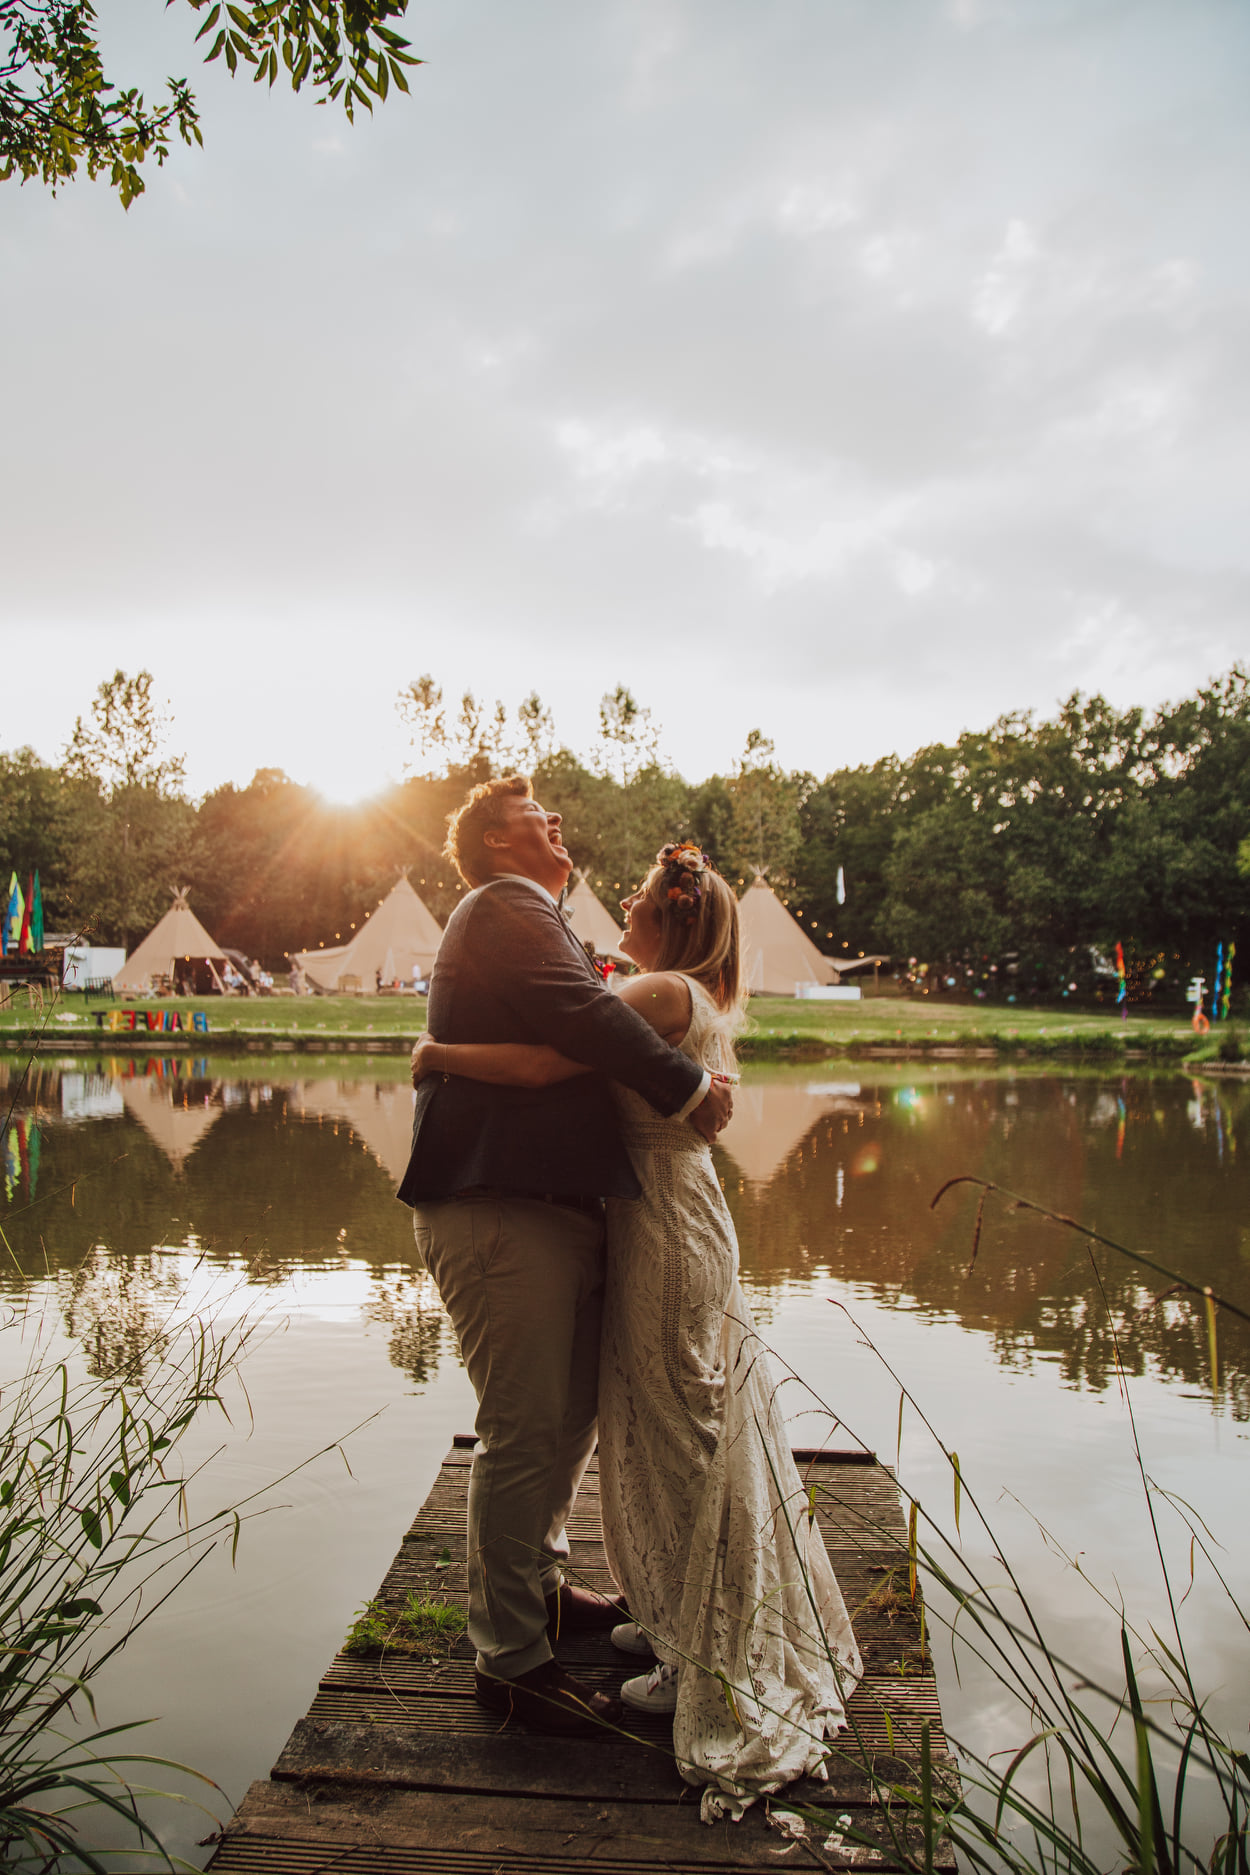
top-left (563, 872), bottom-right (628, 960)
top-left (738, 875), bottom-right (839, 996)
top-left (292, 875), bottom-right (443, 994)
top-left (114, 890), bottom-right (228, 995)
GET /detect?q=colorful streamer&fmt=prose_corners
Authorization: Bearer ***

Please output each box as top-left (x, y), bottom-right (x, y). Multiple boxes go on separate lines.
top-left (30, 870), bottom-right (43, 952)
top-left (1214, 945), bottom-right (1236, 1020)
top-left (1115, 941), bottom-right (1127, 1010)
top-left (1, 874), bottom-right (17, 957)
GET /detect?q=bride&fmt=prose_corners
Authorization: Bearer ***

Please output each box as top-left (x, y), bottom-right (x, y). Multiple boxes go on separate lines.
top-left (411, 842), bottom-right (862, 1820)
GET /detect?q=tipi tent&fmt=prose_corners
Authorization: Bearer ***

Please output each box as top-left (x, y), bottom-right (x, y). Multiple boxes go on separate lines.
top-left (114, 890), bottom-right (229, 995)
top-left (292, 875), bottom-right (443, 994)
top-left (738, 875), bottom-right (838, 996)
top-left (563, 872), bottom-right (628, 961)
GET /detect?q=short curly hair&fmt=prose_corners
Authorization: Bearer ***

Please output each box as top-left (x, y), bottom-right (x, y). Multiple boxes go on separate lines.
top-left (444, 774), bottom-right (533, 888)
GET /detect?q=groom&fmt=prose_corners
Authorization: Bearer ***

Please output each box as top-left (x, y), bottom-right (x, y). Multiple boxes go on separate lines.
top-left (397, 775), bottom-right (731, 1734)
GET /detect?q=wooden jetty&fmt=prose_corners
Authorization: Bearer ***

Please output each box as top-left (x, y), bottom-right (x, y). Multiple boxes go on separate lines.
top-left (207, 1438), bottom-right (956, 1873)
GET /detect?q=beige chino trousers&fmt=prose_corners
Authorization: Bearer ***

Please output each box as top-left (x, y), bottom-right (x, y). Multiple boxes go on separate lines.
top-left (411, 1195), bottom-right (605, 1680)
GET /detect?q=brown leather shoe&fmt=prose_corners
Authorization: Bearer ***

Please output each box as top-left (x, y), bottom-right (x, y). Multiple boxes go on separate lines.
top-left (545, 1581), bottom-right (628, 1635)
top-left (474, 1659), bottom-right (623, 1735)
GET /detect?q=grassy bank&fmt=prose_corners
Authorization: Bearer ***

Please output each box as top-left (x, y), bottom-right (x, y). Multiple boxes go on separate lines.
top-left (0, 989), bottom-right (1214, 1061)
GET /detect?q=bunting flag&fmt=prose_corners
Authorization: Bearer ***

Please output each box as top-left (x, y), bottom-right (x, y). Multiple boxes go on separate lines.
top-left (836, 866), bottom-right (846, 906)
top-left (1221, 940), bottom-right (1235, 1021)
top-left (18, 874), bottom-right (32, 956)
top-left (30, 871), bottom-right (44, 952)
top-left (1115, 941), bottom-right (1127, 1005)
top-left (2, 874), bottom-right (17, 957)
top-left (1214, 942), bottom-right (1224, 1020)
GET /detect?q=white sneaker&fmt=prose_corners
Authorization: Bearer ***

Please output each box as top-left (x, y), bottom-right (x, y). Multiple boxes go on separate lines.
top-left (611, 1621), bottom-right (655, 1658)
top-left (621, 1659), bottom-right (678, 1713)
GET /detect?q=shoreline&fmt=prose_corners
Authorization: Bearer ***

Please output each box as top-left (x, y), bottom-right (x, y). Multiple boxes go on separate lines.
top-left (3, 1028), bottom-right (1240, 1068)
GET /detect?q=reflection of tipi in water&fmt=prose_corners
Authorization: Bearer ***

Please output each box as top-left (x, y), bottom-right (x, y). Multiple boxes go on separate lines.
top-left (288, 1080), bottom-right (415, 1184)
top-left (120, 1078), bottom-right (222, 1171)
top-left (563, 872), bottom-right (628, 960)
top-left (718, 1080), bottom-right (866, 1185)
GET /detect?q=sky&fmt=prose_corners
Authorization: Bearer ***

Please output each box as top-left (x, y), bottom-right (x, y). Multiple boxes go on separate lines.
top-left (3, 0), bottom-right (1248, 803)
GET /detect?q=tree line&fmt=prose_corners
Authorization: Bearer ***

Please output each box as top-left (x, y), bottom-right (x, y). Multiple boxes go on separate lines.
top-left (2, 667), bottom-right (1247, 1005)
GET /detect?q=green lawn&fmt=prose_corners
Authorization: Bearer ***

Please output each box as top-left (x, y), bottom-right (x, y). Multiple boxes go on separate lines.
top-left (1, 987), bottom-right (1224, 1061)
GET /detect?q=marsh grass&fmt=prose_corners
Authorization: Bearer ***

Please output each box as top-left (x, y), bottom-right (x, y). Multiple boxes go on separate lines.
top-left (553, 1179), bottom-right (1250, 1871)
top-left (0, 1027), bottom-right (374, 1870)
top-left (759, 1185), bottom-right (1250, 1872)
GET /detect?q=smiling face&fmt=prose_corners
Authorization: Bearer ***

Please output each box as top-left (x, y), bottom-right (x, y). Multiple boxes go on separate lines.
top-left (619, 882), bottom-right (664, 971)
top-left (481, 793), bottom-right (573, 895)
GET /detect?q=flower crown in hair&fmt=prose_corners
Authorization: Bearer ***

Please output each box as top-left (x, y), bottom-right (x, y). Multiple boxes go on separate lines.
top-left (656, 841), bottom-right (713, 925)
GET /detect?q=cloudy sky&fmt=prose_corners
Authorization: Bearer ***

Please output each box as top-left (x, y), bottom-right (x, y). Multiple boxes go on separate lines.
top-left (3, 0), bottom-right (1247, 801)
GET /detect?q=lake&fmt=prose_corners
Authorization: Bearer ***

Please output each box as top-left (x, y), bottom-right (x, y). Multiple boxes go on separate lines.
top-left (2, 1052), bottom-right (1247, 1868)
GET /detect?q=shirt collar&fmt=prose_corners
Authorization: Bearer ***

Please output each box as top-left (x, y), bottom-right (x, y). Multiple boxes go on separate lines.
top-left (491, 871), bottom-right (562, 908)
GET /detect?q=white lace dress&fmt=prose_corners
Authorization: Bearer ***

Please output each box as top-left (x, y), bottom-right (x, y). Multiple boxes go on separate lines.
top-left (599, 978), bottom-right (863, 1821)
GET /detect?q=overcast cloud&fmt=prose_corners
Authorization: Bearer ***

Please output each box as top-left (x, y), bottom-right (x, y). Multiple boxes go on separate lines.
top-left (3, 0), bottom-right (1247, 799)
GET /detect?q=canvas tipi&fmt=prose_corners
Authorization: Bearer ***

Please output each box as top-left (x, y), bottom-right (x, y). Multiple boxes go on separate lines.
top-left (563, 872), bottom-right (628, 961)
top-left (292, 875), bottom-right (443, 993)
top-left (114, 890), bottom-right (229, 995)
top-left (738, 875), bottom-right (838, 996)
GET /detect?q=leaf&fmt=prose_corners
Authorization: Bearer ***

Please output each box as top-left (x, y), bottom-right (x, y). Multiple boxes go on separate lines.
top-left (951, 1451), bottom-right (961, 1539)
top-left (896, 1388), bottom-right (905, 1466)
top-left (57, 1597), bottom-right (103, 1620)
top-left (716, 1669), bottom-right (742, 1728)
top-left (908, 1499), bottom-right (918, 1602)
top-left (80, 1507), bottom-right (103, 1549)
top-left (434, 1546), bottom-right (451, 1570)
top-left (108, 1470), bottom-right (131, 1506)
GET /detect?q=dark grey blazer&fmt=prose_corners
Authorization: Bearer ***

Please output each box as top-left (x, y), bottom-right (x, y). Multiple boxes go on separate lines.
top-left (396, 877), bottom-right (705, 1204)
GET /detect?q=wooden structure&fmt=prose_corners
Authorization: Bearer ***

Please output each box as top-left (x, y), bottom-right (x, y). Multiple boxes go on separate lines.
top-left (208, 1440), bottom-right (955, 1873)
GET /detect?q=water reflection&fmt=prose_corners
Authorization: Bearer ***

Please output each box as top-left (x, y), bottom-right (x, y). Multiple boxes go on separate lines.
top-left (2, 1056), bottom-right (1247, 1414)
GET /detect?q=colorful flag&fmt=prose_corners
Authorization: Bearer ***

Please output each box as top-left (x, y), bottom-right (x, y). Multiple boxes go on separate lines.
top-left (5, 875), bottom-right (23, 958)
top-left (18, 874), bottom-right (32, 956)
top-left (30, 871), bottom-right (44, 952)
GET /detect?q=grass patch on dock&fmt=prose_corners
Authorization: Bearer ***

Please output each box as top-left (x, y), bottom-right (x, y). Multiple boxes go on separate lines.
top-left (343, 1592), bottom-right (467, 1660)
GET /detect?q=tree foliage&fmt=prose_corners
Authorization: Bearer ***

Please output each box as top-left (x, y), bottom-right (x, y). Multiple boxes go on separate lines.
top-left (4, 666), bottom-right (1246, 1004)
top-left (1, 0), bottom-right (419, 206)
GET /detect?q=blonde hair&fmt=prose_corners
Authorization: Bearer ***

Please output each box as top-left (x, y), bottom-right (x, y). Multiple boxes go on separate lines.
top-left (638, 857), bottom-right (744, 1021)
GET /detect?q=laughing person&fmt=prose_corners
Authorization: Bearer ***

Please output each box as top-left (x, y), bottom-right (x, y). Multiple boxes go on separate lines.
top-left (397, 776), bottom-right (732, 1737)
top-left (411, 826), bottom-right (863, 1819)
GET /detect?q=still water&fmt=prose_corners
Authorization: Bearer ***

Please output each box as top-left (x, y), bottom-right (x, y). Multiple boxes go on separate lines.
top-left (2, 1053), bottom-right (1248, 1866)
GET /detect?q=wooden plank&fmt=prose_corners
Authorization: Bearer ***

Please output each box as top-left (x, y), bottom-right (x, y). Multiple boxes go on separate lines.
top-left (208, 1780), bottom-right (956, 1872)
top-left (209, 1443), bottom-right (956, 1874)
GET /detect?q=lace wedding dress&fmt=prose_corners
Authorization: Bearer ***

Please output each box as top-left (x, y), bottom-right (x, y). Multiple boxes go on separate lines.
top-left (599, 977), bottom-right (863, 1821)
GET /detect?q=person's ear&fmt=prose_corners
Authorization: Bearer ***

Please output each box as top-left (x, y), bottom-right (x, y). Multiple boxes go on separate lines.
top-left (482, 826), bottom-right (510, 851)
